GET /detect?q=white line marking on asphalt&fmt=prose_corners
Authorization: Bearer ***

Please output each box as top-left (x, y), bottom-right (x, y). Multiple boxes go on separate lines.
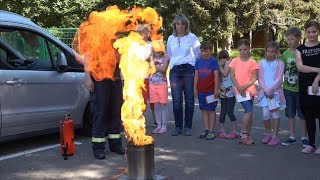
top-left (0, 142), bottom-right (82, 161)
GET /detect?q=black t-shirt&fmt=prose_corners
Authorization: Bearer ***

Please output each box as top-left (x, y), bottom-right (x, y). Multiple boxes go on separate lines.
top-left (297, 43), bottom-right (320, 109)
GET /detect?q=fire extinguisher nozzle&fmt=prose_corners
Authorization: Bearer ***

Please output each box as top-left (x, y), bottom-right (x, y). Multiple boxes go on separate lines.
top-left (65, 113), bottom-right (71, 119)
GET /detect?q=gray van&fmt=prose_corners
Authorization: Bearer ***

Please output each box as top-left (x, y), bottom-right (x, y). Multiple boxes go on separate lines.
top-left (0, 11), bottom-right (91, 142)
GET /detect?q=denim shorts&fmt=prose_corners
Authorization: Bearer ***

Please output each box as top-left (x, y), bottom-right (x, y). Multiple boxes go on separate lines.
top-left (240, 98), bottom-right (254, 113)
top-left (198, 92), bottom-right (217, 111)
top-left (284, 89), bottom-right (303, 118)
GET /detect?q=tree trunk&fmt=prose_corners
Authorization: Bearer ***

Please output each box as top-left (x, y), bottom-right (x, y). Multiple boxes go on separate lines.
top-left (249, 31), bottom-right (252, 47)
top-left (222, 34), bottom-right (232, 51)
top-left (214, 40), bottom-right (218, 57)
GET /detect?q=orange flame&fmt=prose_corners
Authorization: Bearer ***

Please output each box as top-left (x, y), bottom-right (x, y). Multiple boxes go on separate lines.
top-left (74, 6), bottom-right (163, 145)
top-left (114, 32), bottom-right (156, 145)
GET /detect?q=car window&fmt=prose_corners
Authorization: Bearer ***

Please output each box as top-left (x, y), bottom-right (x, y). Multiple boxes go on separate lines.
top-left (0, 48), bottom-right (6, 61)
top-left (0, 29), bottom-right (62, 71)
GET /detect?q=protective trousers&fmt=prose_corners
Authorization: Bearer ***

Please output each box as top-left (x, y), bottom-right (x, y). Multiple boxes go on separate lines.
top-left (91, 79), bottom-right (123, 153)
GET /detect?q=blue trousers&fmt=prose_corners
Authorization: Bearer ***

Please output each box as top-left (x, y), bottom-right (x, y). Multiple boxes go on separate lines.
top-left (169, 64), bottom-right (195, 129)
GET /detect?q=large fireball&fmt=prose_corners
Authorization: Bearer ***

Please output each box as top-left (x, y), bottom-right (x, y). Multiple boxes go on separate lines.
top-left (74, 6), bottom-right (163, 146)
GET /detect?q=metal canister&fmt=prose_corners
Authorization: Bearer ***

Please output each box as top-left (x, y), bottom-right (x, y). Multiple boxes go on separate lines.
top-left (127, 142), bottom-right (155, 180)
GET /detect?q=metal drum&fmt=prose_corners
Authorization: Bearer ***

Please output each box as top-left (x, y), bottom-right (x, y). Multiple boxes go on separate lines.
top-left (127, 142), bottom-right (155, 180)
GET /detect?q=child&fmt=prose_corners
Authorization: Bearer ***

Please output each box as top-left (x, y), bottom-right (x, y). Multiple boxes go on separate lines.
top-left (295, 20), bottom-right (320, 154)
top-left (229, 39), bottom-right (258, 145)
top-left (258, 41), bottom-right (286, 146)
top-left (137, 24), bottom-right (157, 126)
top-left (216, 50), bottom-right (238, 139)
top-left (150, 40), bottom-right (169, 134)
top-left (194, 41), bottom-right (220, 140)
top-left (281, 27), bottom-right (309, 147)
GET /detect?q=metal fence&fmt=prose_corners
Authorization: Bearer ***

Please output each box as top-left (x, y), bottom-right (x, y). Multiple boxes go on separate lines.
top-left (47, 28), bottom-right (78, 48)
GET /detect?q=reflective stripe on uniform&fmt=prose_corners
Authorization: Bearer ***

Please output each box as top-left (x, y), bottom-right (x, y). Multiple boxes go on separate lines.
top-left (108, 134), bottom-right (121, 139)
top-left (92, 137), bottom-right (107, 143)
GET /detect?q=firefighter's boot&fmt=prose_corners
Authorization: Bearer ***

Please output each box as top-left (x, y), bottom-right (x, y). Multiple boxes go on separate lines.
top-left (92, 138), bottom-right (106, 159)
top-left (108, 135), bottom-right (125, 155)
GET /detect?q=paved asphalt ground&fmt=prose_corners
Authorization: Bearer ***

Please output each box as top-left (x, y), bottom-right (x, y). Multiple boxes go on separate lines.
top-left (1, 91), bottom-right (320, 180)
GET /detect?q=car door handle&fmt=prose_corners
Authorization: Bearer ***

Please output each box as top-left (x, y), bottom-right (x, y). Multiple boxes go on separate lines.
top-left (6, 79), bottom-right (26, 86)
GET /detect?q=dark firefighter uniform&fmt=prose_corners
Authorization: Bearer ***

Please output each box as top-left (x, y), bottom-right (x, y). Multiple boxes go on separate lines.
top-left (91, 64), bottom-right (124, 159)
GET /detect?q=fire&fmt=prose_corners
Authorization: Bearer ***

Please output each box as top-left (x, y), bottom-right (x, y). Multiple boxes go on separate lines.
top-left (114, 31), bottom-right (156, 145)
top-left (74, 6), bottom-right (163, 145)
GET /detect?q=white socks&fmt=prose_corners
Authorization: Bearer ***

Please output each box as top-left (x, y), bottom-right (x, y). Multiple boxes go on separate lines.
top-left (154, 103), bottom-right (168, 129)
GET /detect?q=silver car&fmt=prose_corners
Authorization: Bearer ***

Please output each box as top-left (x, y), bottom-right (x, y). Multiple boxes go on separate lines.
top-left (0, 10), bottom-right (91, 142)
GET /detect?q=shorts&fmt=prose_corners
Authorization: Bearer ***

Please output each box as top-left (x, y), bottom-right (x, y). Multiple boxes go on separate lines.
top-left (240, 98), bottom-right (254, 113)
top-left (149, 84), bottom-right (168, 104)
top-left (262, 107), bottom-right (280, 120)
top-left (198, 92), bottom-right (218, 111)
top-left (284, 89), bottom-right (303, 118)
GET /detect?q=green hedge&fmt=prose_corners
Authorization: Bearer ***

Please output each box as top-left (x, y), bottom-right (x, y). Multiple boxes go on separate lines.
top-left (229, 48), bottom-right (287, 62)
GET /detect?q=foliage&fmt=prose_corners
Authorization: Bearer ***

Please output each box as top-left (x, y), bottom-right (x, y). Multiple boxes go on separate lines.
top-left (228, 48), bottom-right (266, 62)
top-left (229, 48), bottom-right (287, 62)
top-left (251, 48), bottom-right (265, 62)
top-left (0, 0), bottom-right (100, 28)
top-left (258, 0), bottom-right (320, 46)
top-left (2, 0), bottom-right (320, 46)
top-left (229, 50), bottom-right (240, 60)
top-left (233, 0), bottom-right (261, 36)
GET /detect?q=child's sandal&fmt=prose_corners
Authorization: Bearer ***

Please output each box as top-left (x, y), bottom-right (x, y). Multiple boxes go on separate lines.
top-left (226, 131), bottom-right (239, 139)
top-left (218, 130), bottom-right (227, 138)
top-left (239, 136), bottom-right (255, 145)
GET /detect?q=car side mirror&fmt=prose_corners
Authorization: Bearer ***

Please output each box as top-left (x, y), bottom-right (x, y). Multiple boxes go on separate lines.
top-left (57, 52), bottom-right (68, 72)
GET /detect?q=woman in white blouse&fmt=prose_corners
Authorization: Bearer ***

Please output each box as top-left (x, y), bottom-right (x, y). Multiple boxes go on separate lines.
top-left (166, 14), bottom-right (200, 136)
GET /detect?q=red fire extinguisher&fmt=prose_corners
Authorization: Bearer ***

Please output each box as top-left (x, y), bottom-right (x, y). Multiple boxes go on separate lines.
top-left (59, 113), bottom-right (75, 159)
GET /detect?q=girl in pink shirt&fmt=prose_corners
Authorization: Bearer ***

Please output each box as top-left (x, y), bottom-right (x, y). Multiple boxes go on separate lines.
top-left (229, 39), bottom-right (259, 145)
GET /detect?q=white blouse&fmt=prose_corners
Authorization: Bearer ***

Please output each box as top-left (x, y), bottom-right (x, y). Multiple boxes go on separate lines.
top-left (166, 32), bottom-right (200, 69)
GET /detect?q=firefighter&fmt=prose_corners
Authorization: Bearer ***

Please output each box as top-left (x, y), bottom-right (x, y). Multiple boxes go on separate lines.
top-left (85, 40), bottom-right (125, 160)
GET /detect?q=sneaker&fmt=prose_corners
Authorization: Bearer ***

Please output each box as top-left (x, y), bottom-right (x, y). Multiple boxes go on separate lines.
top-left (205, 132), bottom-right (216, 140)
top-left (261, 134), bottom-right (272, 144)
top-left (152, 127), bottom-right (161, 134)
top-left (281, 137), bottom-right (297, 146)
top-left (184, 128), bottom-right (192, 136)
top-left (171, 127), bottom-right (182, 136)
top-left (314, 147), bottom-right (320, 155)
top-left (158, 127), bottom-right (167, 134)
top-left (267, 136), bottom-right (279, 146)
top-left (199, 130), bottom-right (209, 139)
top-left (153, 122), bottom-right (158, 127)
top-left (301, 145), bottom-right (315, 154)
top-left (301, 138), bottom-right (309, 148)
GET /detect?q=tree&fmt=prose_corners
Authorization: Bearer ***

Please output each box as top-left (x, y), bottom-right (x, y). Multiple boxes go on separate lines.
top-left (257, 0), bottom-right (320, 46)
top-left (157, 0), bottom-right (259, 54)
top-left (1, 0), bottom-right (100, 27)
top-left (2, 0), bottom-right (319, 48)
